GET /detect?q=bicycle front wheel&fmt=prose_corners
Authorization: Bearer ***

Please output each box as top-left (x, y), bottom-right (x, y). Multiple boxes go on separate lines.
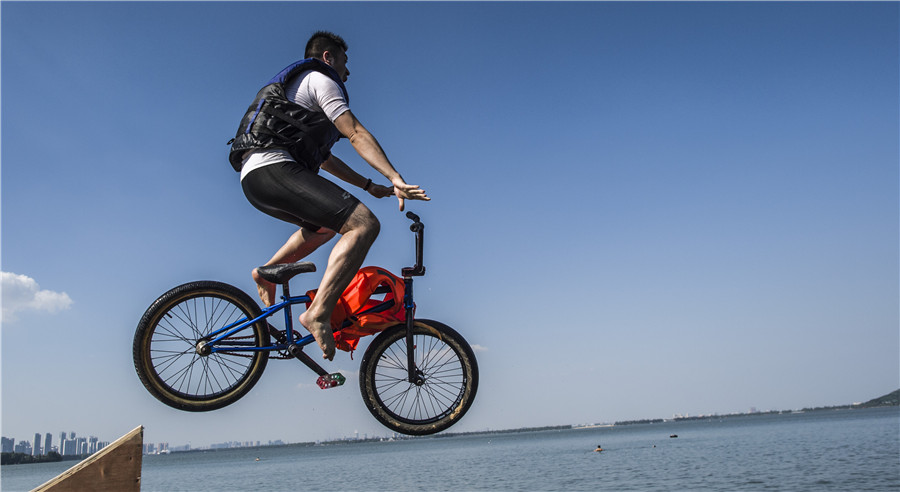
top-left (359, 319), bottom-right (478, 435)
top-left (133, 281), bottom-right (270, 412)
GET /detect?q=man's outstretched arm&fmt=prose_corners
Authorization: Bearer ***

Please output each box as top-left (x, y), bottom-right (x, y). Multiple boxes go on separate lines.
top-left (333, 110), bottom-right (429, 210)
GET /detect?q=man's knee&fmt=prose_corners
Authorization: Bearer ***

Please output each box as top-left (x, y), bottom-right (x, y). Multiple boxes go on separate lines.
top-left (343, 204), bottom-right (380, 240)
top-left (359, 210), bottom-right (381, 241)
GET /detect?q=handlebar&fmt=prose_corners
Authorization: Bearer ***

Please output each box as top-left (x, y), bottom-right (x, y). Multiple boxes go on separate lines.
top-left (402, 211), bottom-right (426, 277)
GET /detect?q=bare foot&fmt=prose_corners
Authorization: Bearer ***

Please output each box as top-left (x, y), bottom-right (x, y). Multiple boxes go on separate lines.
top-left (251, 268), bottom-right (276, 307)
top-left (299, 310), bottom-right (335, 361)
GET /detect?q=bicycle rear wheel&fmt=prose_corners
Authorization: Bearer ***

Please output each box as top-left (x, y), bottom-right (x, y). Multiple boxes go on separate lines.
top-left (359, 319), bottom-right (478, 435)
top-left (133, 281), bottom-right (270, 412)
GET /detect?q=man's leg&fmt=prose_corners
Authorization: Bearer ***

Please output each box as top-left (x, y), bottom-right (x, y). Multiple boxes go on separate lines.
top-left (252, 227), bottom-right (336, 306)
top-left (299, 203), bottom-right (380, 360)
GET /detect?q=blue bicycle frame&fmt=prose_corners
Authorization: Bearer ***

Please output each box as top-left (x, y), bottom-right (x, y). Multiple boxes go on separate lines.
top-left (203, 293), bottom-right (316, 352)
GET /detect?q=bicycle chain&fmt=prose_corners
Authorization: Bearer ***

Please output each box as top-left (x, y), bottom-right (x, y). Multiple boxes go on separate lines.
top-left (215, 332), bottom-right (293, 360)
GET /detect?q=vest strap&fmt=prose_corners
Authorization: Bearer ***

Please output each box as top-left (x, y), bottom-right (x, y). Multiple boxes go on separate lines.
top-left (260, 104), bottom-right (316, 135)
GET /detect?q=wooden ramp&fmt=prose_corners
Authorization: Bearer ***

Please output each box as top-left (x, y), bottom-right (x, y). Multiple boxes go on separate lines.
top-left (31, 426), bottom-right (143, 492)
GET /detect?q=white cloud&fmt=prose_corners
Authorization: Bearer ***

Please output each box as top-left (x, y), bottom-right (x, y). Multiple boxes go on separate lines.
top-left (1, 272), bottom-right (73, 323)
top-left (470, 344), bottom-right (488, 352)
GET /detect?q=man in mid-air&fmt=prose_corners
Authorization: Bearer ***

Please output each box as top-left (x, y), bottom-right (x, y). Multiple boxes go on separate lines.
top-left (229, 31), bottom-right (429, 360)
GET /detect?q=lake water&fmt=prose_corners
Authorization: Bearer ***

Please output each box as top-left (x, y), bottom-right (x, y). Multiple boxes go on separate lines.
top-left (3, 407), bottom-right (898, 491)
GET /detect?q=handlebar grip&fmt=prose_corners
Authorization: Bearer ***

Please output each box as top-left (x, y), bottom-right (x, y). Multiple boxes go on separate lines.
top-left (406, 211), bottom-right (420, 222)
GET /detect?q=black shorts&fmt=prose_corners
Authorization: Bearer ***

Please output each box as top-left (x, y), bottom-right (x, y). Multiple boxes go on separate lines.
top-left (241, 161), bottom-right (360, 232)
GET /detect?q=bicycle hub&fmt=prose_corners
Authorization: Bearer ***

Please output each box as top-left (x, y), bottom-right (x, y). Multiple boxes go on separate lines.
top-left (195, 340), bottom-right (211, 356)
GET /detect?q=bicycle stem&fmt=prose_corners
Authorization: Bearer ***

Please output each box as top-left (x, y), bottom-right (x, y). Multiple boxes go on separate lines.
top-left (402, 211), bottom-right (425, 277)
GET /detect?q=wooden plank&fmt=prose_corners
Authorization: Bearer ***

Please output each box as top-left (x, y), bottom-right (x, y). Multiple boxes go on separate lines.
top-left (31, 426), bottom-right (143, 492)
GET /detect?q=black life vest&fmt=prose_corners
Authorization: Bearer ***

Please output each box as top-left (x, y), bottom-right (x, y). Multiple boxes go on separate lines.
top-left (228, 58), bottom-right (349, 172)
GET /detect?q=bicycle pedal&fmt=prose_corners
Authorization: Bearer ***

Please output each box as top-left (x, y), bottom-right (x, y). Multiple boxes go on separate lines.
top-left (316, 373), bottom-right (346, 389)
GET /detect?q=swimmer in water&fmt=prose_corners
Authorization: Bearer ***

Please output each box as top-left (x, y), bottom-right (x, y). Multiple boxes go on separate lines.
top-left (594, 444), bottom-right (603, 452)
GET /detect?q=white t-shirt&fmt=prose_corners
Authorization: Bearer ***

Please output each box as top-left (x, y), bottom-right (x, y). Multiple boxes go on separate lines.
top-left (240, 70), bottom-right (350, 181)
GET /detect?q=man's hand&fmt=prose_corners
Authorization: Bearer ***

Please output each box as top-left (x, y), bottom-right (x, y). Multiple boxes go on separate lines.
top-left (366, 183), bottom-right (394, 199)
top-left (391, 180), bottom-right (430, 211)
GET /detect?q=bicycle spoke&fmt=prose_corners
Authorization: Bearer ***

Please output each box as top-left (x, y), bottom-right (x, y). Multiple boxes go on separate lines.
top-left (170, 303), bottom-right (201, 341)
top-left (380, 345), bottom-right (407, 371)
top-left (165, 354), bottom-right (201, 395)
top-left (207, 298), bottom-right (241, 337)
top-left (211, 353), bottom-right (250, 386)
top-left (381, 383), bottom-right (414, 416)
top-left (150, 349), bottom-right (194, 376)
top-left (155, 314), bottom-right (196, 345)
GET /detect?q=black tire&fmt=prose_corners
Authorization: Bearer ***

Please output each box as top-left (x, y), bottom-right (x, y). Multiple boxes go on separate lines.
top-left (133, 281), bottom-right (270, 412)
top-left (359, 319), bottom-right (478, 435)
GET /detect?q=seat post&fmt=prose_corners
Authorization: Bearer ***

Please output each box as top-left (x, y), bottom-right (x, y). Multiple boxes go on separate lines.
top-left (282, 281), bottom-right (294, 344)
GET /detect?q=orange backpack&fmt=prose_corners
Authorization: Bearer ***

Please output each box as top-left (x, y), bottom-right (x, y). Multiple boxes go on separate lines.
top-left (305, 266), bottom-right (408, 353)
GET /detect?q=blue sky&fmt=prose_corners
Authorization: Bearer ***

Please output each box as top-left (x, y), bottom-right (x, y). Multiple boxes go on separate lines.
top-left (2, 1), bottom-right (897, 448)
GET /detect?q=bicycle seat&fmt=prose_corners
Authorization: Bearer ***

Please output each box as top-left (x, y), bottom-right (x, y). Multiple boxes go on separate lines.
top-left (256, 261), bottom-right (316, 284)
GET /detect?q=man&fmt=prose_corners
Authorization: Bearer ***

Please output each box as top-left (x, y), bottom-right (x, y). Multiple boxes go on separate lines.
top-left (229, 31), bottom-right (428, 361)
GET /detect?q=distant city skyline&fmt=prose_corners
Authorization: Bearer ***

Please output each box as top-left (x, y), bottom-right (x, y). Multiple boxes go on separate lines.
top-left (1, 430), bottom-right (110, 457)
top-left (0, 428), bottom-right (290, 455)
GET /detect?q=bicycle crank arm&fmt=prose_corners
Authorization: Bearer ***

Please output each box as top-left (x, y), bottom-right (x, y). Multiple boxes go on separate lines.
top-left (287, 344), bottom-right (328, 377)
top-left (268, 324), bottom-right (328, 377)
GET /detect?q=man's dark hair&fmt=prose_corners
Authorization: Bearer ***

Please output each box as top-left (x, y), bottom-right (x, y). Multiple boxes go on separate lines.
top-left (305, 31), bottom-right (348, 59)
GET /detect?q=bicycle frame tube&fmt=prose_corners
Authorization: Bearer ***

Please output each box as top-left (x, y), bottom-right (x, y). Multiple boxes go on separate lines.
top-left (205, 295), bottom-right (315, 353)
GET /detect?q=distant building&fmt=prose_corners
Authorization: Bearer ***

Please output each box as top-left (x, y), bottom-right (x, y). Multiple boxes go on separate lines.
top-left (62, 439), bottom-right (77, 456)
top-left (45, 433), bottom-right (53, 455)
top-left (15, 440), bottom-right (32, 454)
top-left (32, 433), bottom-right (42, 456)
top-left (1, 437), bottom-right (14, 453)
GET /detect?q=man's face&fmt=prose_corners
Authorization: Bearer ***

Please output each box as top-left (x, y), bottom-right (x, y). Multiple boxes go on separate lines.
top-left (325, 49), bottom-right (349, 82)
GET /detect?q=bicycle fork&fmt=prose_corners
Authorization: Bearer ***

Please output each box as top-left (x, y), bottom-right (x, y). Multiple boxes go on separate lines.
top-left (404, 277), bottom-right (425, 386)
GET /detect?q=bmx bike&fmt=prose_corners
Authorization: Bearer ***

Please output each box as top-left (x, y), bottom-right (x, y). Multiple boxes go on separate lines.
top-left (133, 212), bottom-right (478, 436)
